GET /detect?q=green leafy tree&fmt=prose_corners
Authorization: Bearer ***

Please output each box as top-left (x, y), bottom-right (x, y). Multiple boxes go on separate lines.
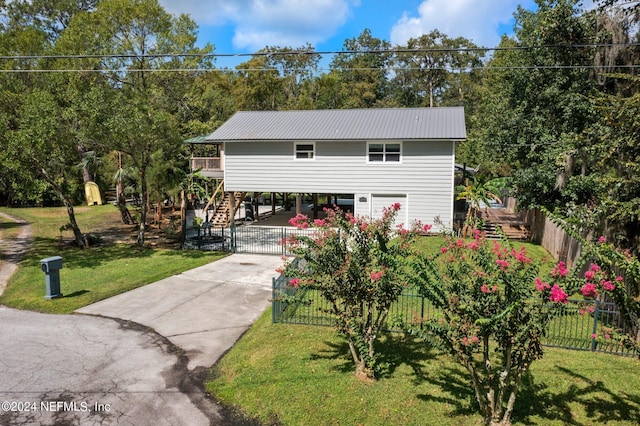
top-left (56, 0), bottom-right (213, 245)
top-left (282, 205), bottom-right (422, 380)
top-left (393, 30), bottom-right (484, 108)
top-left (411, 232), bottom-right (582, 425)
top-left (474, 0), bottom-right (598, 210)
top-left (7, 89), bottom-right (88, 247)
top-left (330, 28), bottom-right (395, 108)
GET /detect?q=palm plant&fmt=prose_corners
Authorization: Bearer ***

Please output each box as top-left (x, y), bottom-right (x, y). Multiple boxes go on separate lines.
top-left (456, 176), bottom-right (510, 236)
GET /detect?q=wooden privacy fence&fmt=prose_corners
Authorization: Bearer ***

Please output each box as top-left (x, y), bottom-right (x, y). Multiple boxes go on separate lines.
top-left (503, 197), bottom-right (582, 268)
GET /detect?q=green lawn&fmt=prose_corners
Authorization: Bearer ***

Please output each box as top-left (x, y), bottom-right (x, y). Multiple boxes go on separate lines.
top-left (208, 308), bottom-right (640, 426)
top-left (210, 235), bottom-right (639, 425)
top-left (0, 206), bottom-right (225, 313)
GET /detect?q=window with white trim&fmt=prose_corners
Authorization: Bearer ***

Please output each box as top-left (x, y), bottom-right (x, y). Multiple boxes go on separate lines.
top-left (295, 142), bottom-right (315, 159)
top-left (368, 142), bottom-right (401, 162)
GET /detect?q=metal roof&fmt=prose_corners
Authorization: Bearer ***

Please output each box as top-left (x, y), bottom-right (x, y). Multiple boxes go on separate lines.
top-left (183, 135), bottom-right (209, 143)
top-left (204, 107), bottom-right (466, 142)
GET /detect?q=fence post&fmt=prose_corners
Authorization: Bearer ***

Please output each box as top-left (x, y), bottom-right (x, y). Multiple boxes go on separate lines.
top-left (230, 224), bottom-right (236, 253)
top-left (197, 227), bottom-right (201, 249)
top-left (591, 299), bottom-right (600, 352)
top-left (420, 296), bottom-right (425, 329)
top-left (282, 227), bottom-right (286, 257)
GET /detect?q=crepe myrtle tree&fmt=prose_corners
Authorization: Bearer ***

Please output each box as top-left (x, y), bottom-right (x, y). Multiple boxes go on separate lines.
top-left (281, 204), bottom-right (427, 380)
top-left (410, 230), bottom-right (584, 426)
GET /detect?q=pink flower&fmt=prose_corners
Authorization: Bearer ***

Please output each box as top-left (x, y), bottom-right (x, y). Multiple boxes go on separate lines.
top-left (456, 239), bottom-right (465, 248)
top-left (392, 202), bottom-right (401, 211)
top-left (591, 333), bottom-right (597, 339)
top-left (549, 284), bottom-right (568, 304)
top-left (289, 278), bottom-right (301, 288)
top-left (360, 222), bottom-right (368, 231)
top-left (423, 224), bottom-right (432, 232)
top-left (581, 283), bottom-right (598, 298)
top-left (467, 241), bottom-right (480, 250)
top-left (480, 284), bottom-right (491, 294)
top-left (616, 275), bottom-right (624, 282)
top-left (440, 247), bottom-right (448, 254)
top-left (369, 271), bottom-right (384, 281)
top-left (512, 247), bottom-right (531, 263)
top-left (313, 219), bottom-right (326, 227)
top-left (598, 236), bottom-right (606, 243)
top-left (496, 259), bottom-right (509, 271)
top-left (605, 334), bottom-right (611, 340)
top-left (551, 262), bottom-right (568, 278)
top-left (535, 277), bottom-right (550, 291)
top-left (590, 263), bottom-right (601, 272)
top-left (600, 280), bottom-right (615, 292)
top-left (584, 270), bottom-right (595, 280)
top-left (288, 213), bottom-right (309, 229)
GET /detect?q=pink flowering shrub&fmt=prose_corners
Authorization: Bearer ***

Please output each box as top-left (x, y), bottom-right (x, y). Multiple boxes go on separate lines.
top-left (571, 236), bottom-right (640, 357)
top-left (410, 231), bottom-right (580, 426)
top-left (281, 205), bottom-right (420, 380)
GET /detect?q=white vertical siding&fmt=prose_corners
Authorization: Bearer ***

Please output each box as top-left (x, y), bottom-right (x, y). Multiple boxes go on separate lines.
top-left (224, 140), bottom-right (454, 225)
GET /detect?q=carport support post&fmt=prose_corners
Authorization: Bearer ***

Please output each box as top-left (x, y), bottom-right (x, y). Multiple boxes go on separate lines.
top-left (312, 193), bottom-right (318, 219)
top-left (296, 193), bottom-right (302, 215)
top-left (271, 192), bottom-right (276, 216)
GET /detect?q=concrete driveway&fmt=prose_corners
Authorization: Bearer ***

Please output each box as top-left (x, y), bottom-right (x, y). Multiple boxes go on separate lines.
top-left (77, 254), bottom-right (283, 370)
top-left (1, 254), bottom-right (283, 425)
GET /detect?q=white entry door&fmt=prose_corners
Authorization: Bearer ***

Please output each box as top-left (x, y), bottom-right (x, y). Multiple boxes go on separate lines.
top-left (370, 194), bottom-right (408, 228)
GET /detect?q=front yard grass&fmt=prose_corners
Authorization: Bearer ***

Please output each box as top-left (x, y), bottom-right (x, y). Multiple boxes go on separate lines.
top-left (0, 206), bottom-right (225, 314)
top-left (207, 308), bottom-right (640, 426)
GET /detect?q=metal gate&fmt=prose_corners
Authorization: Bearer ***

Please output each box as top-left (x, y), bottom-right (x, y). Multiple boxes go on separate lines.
top-left (184, 224), bottom-right (316, 256)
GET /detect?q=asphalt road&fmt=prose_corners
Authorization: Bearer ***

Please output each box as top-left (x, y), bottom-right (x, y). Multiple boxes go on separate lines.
top-left (0, 306), bottom-right (227, 426)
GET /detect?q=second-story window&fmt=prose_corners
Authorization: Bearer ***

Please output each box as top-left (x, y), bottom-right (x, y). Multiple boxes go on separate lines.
top-left (368, 142), bottom-right (401, 162)
top-left (295, 143), bottom-right (315, 159)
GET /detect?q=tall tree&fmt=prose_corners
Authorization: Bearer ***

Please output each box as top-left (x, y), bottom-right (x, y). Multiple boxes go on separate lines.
top-left (474, 0), bottom-right (598, 209)
top-left (7, 89), bottom-right (88, 247)
top-left (56, 0), bottom-right (213, 245)
top-left (393, 30), bottom-right (485, 108)
top-left (330, 29), bottom-right (395, 108)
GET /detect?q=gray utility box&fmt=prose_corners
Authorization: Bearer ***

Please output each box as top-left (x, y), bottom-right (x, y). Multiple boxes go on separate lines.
top-left (40, 256), bottom-right (63, 300)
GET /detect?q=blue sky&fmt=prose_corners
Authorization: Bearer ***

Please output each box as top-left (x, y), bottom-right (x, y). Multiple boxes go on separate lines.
top-left (157, 0), bottom-right (596, 69)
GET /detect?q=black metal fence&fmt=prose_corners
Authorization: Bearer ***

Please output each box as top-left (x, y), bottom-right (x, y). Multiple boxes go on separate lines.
top-left (184, 224), bottom-right (319, 256)
top-left (272, 278), bottom-right (638, 357)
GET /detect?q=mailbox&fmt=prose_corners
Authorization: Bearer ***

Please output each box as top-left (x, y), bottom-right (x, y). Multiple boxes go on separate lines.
top-left (40, 256), bottom-right (63, 300)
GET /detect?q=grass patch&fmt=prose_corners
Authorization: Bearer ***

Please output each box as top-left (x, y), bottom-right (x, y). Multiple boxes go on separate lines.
top-left (0, 206), bottom-right (226, 313)
top-left (208, 308), bottom-right (640, 426)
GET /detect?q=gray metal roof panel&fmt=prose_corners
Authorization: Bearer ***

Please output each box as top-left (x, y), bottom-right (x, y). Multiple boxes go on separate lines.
top-left (205, 107), bottom-right (466, 142)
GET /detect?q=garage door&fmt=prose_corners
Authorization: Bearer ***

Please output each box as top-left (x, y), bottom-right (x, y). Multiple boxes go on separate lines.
top-left (371, 194), bottom-right (408, 227)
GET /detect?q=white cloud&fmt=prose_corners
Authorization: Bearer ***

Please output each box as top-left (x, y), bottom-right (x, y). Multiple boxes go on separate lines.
top-left (159, 0), bottom-right (355, 51)
top-left (390, 0), bottom-right (535, 48)
top-left (390, 0), bottom-right (602, 48)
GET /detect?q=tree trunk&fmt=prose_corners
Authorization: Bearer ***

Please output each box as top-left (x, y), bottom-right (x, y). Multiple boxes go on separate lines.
top-left (180, 189), bottom-right (187, 243)
top-left (63, 198), bottom-right (87, 249)
top-left (39, 167), bottom-right (86, 248)
top-left (77, 144), bottom-right (93, 184)
top-left (136, 168), bottom-right (148, 246)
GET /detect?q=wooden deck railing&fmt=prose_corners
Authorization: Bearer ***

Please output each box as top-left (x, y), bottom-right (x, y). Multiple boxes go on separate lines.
top-left (191, 157), bottom-right (222, 171)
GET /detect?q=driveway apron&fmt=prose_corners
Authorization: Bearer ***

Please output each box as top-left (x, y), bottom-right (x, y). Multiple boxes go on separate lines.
top-left (76, 253), bottom-right (283, 370)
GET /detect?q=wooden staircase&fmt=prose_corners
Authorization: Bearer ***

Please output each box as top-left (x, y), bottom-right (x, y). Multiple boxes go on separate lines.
top-left (208, 191), bottom-right (246, 227)
top-left (482, 209), bottom-right (530, 241)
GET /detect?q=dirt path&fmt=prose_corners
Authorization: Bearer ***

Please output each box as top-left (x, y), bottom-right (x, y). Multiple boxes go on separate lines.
top-left (0, 212), bottom-right (33, 296)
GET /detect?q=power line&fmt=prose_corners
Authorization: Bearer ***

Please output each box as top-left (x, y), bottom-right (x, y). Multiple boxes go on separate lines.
top-left (0, 42), bottom-right (638, 61)
top-left (1, 64), bottom-right (639, 74)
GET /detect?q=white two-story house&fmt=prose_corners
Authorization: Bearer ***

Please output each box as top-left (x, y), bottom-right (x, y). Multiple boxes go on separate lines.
top-left (196, 107), bottom-right (466, 228)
